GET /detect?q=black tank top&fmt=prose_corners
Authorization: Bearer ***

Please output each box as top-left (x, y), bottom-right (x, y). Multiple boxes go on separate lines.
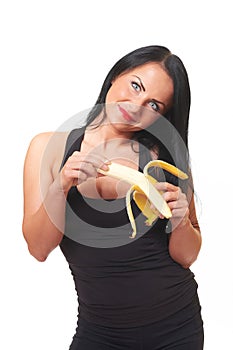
top-left (59, 128), bottom-right (198, 328)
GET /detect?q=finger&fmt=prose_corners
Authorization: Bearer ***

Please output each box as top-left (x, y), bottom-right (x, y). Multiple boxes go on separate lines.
top-left (71, 151), bottom-right (110, 171)
top-left (67, 157), bottom-right (107, 175)
top-left (78, 162), bottom-right (98, 178)
top-left (163, 190), bottom-right (180, 202)
top-left (75, 170), bottom-right (88, 184)
top-left (62, 168), bottom-right (80, 179)
top-left (68, 162), bottom-right (99, 180)
top-left (155, 182), bottom-right (178, 192)
top-left (168, 198), bottom-right (188, 210)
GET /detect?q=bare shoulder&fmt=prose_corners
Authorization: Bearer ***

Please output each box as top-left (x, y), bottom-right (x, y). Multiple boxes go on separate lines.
top-left (25, 131), bottom-right (69, 178)
top-left (24, 132), bottom-right (54, 165)
top-left (33, 132), bottom-right (69, 178)
top-left (23, 131), bottom-right (70, 215)
top-left (28, 131), bottom-right (68, 151)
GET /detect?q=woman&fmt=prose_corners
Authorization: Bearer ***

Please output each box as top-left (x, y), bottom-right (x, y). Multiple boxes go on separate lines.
top-left (22, 45), bottom-right (204, 349)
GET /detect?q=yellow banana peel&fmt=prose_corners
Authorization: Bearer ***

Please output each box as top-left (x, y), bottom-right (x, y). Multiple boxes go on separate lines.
top-left (98, 160), bottom-right (188, 238)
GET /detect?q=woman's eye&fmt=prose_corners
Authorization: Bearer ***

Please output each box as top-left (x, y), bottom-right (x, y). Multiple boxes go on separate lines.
top-left (131, 81), bottom-right (141, 92)
top-left (149, 101), bottom-right (159, 112)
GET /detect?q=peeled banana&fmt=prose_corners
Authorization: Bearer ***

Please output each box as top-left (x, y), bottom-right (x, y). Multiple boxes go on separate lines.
top-left (98, 160), bottom-right (188, 238)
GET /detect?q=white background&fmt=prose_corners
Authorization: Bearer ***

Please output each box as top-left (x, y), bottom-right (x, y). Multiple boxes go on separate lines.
top-left (0, 0), bottom-right (232, 349)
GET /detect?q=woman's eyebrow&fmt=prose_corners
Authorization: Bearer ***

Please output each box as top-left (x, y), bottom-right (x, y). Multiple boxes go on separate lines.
top-left (132, 75), bottom-right (145, 91)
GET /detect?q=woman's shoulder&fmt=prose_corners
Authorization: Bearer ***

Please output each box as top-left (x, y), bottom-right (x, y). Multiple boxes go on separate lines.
top-left (27, 131), bottom-right (71, 158)
top-left (25, 131), bottom-right (70, 178)
top-left (29, 131), bottom-right (69, 148)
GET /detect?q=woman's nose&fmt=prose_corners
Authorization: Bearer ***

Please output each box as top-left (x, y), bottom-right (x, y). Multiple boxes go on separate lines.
top-left (129, 93), bottom-right (148, 109)
top-left (127, 102), bottom-right (141, 112)
top-left (127, 98), bottom-right (146, 114)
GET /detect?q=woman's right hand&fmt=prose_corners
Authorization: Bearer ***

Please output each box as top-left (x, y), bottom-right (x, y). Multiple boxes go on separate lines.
top-left (58, 150), bottom-right (110, 193)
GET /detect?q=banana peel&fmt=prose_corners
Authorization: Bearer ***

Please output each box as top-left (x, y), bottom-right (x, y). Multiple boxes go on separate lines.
top-left (97, 160), bottom-right (188, 238)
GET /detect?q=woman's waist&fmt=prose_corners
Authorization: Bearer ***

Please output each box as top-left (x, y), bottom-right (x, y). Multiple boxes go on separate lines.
top-left (77, 279), bottom-right (199, 328)
top-left (74, 266), bottom-right (196, 310)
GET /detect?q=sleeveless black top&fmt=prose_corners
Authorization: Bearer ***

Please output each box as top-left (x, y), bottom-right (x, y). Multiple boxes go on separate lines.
top-left (59, 128), bottom-right (198, 328)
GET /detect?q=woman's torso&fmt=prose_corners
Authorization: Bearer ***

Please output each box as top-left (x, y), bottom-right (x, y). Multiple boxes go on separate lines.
top-left (58, 128), bottom-right (198, 328)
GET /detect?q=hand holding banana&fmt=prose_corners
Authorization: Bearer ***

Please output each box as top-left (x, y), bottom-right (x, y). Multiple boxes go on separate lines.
top-left (98, 160), bottom-right (188, 238)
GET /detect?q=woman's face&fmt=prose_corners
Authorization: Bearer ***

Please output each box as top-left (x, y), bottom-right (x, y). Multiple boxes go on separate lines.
top-left (105, 62), bottom-right (174, 132)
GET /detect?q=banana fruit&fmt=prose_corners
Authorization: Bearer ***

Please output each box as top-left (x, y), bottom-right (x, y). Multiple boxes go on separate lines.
top-left (97, 160), bottom-right (188, 238)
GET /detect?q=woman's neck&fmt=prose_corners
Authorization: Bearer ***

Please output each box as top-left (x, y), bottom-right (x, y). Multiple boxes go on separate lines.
top-left (86, 116), bottom-right (134, 147)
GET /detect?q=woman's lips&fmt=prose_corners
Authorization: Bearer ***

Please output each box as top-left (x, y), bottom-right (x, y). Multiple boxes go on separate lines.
top-left (118, 105), bottom-right (135, 122)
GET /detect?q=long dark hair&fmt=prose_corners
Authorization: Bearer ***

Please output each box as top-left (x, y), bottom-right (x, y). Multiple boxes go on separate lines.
top-left (86, 45), bottom-right (191, 187)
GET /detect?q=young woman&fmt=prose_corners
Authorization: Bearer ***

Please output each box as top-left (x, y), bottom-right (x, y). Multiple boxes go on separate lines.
top-left (22, 45), bottom-right (204, 349)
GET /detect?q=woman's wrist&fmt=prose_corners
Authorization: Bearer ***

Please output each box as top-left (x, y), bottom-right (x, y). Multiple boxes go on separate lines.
top-left (49, 175), bottom-right (70, 197)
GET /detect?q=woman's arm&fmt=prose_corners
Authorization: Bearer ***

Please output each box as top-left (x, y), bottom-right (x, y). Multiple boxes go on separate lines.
top-left (22, 132), bottom-right (66, 261)
top-left (22, 132), bottom-right (110, 262)
top-left (168, 193), bottom-right (201, 269)
top-left (155, 182), bottom-right (202, 269)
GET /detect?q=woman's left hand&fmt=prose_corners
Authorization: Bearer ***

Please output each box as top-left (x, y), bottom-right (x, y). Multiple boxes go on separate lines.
top-left (155, 182), bottom-right (190, 229)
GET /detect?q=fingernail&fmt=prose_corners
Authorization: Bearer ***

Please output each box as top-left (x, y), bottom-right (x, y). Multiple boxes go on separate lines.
top-left (102, 164), bottom-right (109, 171)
